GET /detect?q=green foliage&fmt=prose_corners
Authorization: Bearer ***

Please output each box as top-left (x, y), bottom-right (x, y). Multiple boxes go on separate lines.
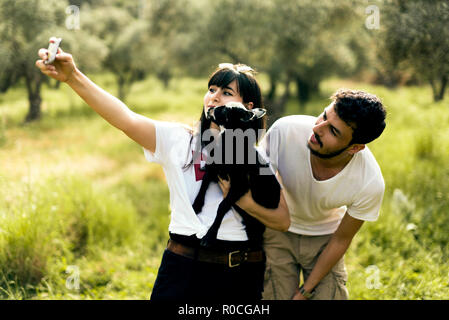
top-left (3, 0), bottom-right (447, 122)
top-left (0, 0), bottom-right (70, 121)
top-left (0, 0), bottom-right (109, 121)
top-left (0, 175), bottom-right (142, 298)
top-left (376, 0), bottom-right (449, 99)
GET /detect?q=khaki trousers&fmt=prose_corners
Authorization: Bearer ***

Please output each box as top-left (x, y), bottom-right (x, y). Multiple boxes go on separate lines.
top-left (262, 228), bottom-right (349, 300)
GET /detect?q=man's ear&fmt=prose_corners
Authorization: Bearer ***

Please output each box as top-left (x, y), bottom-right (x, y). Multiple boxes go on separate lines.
top-left (347, 144), bottom-right (365, 155)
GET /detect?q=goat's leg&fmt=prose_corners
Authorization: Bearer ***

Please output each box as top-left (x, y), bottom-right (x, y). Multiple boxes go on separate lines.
top-left (192, 172), bottom-right (212, 214)
top-left (200, 194), bottom-right (235, 247)
top-left (200, 202), bottom-right (231, 247)
top-left (200, 187), bottom-right (244, 247)
top-left (232, 204), bottom-right (265, 247)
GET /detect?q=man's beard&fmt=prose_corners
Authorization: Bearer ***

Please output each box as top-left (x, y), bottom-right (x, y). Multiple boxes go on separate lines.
top-left (307, 142), bottom-right (350, 159)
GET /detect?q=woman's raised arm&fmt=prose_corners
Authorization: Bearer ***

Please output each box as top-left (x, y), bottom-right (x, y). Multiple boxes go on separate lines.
top-left (35, 47), bottom-right (156, 153)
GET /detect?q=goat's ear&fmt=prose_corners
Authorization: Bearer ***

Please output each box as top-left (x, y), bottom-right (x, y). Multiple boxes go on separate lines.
top-left (251, 108), bottom-right (266, 119)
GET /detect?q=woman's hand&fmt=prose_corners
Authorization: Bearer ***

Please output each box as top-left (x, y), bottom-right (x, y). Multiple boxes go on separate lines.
top-left (217, 175), bottom-right (255, 209)
top-left (217, 175), bottom-right (231, 198)
top-left (35, 47), bottom-right (77, 83)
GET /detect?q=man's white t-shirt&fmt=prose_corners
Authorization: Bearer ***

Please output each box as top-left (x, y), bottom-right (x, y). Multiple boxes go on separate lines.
top-left (259, 115), bottom-right (385, 235)
top-left (143, 120), bottom-right (248, 241)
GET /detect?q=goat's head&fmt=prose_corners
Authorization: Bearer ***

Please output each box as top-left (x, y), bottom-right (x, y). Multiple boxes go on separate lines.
top-left (207, 102), bottom-right (266, 129)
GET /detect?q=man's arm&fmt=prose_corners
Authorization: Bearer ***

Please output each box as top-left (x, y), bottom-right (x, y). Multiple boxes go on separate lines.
top-left (235, 189), bottom-right (290, 232)
top-left (293, 212), bottom-right (364, 300)
top-left (218, 169), bottom-right (290, 232)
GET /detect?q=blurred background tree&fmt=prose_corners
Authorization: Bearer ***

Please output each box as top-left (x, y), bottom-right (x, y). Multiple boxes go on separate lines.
top-left (81, 4), bottom-right (144, 101)
top-left (79, 0), bottom-right (197, 101)
top-left (180, 0), bottom-right (365, 123)
top-left (264, 0), bottom-right (363, 118)
top-left (1, 0), bottom-right (449, 121)
top-left (0, 0), bottom-right (67, 122)
top-left (376, 0), bottom-right (449, 101)
top-left (0, 0), bottom-right (108, 122)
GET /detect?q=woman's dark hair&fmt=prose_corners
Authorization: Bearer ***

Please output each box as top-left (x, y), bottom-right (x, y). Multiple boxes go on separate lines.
top-left (331, 89), bottom-right (386, 145)
top-left (185, 64), bottom-right (267, 169)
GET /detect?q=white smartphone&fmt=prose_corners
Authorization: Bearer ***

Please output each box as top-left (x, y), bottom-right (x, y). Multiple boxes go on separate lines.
top-left (44, 37), bottom-right (62, 65)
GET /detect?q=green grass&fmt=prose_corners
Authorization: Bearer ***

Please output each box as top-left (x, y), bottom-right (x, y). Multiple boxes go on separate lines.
top-left (0, 72), bottom-right (448, 299)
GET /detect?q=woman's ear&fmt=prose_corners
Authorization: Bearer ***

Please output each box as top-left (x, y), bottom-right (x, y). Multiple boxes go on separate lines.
top-left (245, 102), bottom-right (254, 110)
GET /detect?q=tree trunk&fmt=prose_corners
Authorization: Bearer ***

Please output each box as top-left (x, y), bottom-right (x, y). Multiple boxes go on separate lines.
top-left (267, 76), bottom-right (290, 127)
top-left (117, 74), bottom-right (127, 102)
top-left (279, 76), bottom-right (291, 109)
top-left (437, 75), bottom-right (447, 101)
top-left (266, 74), bottom-right (278, 102)
top-left (295, 76), bottom-right (319, 107)
top-left (24, 72), bottom-right (42, 122)
top-left (430, 75), bottom-right (448, 102)
top-left (157, 70), bottom-right (171, 89)
top-left (296, 76), bottom-right (309, 106)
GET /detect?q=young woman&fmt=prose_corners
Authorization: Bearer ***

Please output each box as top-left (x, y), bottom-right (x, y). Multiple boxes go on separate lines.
top-left (35, 47), bottom-right (290, 301)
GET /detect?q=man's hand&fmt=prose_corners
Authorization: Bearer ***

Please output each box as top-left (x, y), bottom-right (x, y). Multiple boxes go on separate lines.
top-left (292, 288), bottom-right (308, 300)
top-left (298, 213), bottom-right (364, 298)
top-left (217, 176), bottom-right (256, 209)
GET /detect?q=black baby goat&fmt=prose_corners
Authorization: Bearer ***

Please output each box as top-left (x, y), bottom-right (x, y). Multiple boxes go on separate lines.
top-left (192, 102), bottom-right (281, 247)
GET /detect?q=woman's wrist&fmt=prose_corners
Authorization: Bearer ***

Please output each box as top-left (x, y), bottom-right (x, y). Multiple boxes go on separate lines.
top-left (65, 67), bottom-right (81, 86)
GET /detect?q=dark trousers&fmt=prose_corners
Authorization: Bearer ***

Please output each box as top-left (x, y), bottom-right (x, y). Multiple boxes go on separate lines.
top-left (150, 249), bottom-right (265, 301)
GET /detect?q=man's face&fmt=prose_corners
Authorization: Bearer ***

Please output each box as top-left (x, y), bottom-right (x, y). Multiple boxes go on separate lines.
top-left (307, 103), bottom-right (355, 159)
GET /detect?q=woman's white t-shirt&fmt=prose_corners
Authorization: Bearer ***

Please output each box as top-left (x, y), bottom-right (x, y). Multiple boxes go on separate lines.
top-left (143, 120), bottom-right (248, 241)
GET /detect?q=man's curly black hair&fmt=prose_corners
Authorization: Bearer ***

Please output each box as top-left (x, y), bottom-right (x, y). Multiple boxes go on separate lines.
top-left (331, 89), bottom-right (386, 145)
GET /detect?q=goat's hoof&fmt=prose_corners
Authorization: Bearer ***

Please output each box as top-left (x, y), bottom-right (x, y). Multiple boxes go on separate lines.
top-left (200, 235), bottom-right (216, 248)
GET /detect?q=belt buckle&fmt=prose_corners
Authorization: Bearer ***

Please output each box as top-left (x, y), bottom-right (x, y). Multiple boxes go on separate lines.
top-left (229, 250), bottom-right (248, 268)
top-left (228, 250), bottom-right (241, 268)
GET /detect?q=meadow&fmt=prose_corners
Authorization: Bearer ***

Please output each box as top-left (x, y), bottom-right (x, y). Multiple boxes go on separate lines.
top-left (0, 72), bottom-right (448, 299)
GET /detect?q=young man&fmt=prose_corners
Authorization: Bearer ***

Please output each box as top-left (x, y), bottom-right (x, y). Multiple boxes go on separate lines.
top-left (256, 89), bottom-right (387, 300)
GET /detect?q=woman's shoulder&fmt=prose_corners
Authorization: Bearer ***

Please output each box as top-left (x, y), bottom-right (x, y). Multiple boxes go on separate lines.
top-left (153, 120), bottom-right (194, 140)
top-left (144, 120), bottom-right (194, 165)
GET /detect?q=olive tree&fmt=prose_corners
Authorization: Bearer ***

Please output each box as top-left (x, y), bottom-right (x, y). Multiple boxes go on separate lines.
top-left (0, 0), bottom-right (107, 122)
top-left (379, 0), bottom-right (449, 101)
top-left (0, 0), bottom-right (67, 122)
